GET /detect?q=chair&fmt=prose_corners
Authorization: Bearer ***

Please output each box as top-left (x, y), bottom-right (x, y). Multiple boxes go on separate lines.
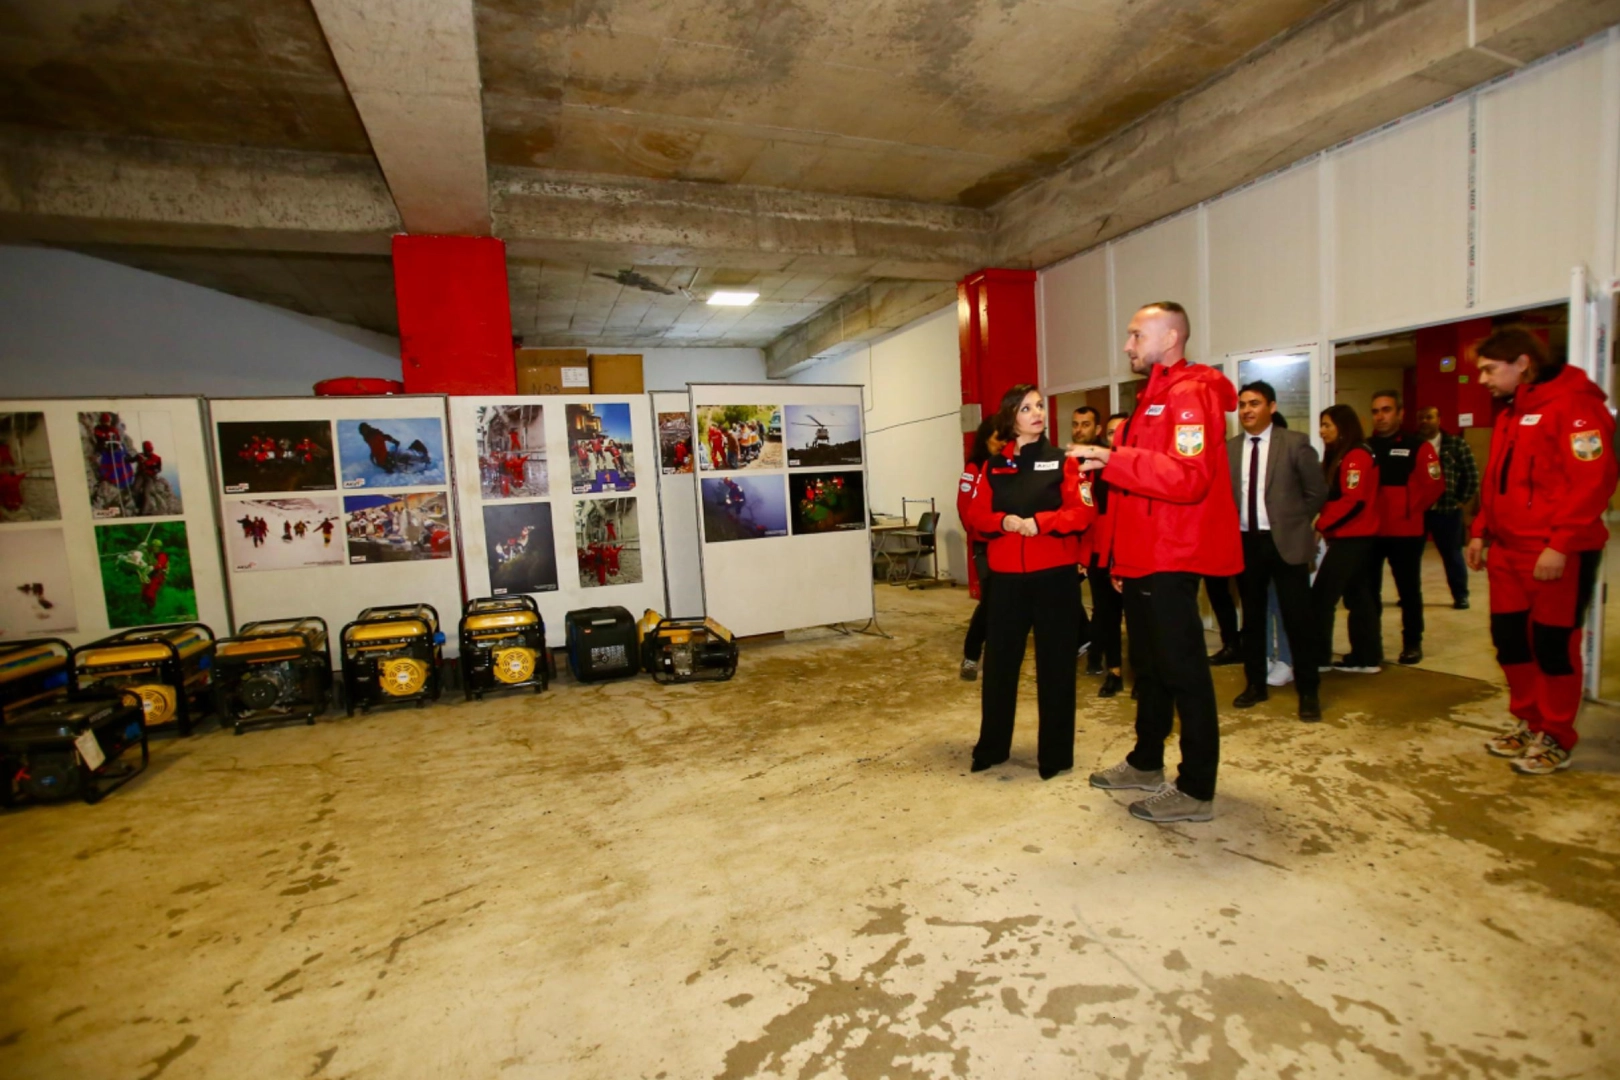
top-left (887, 511), bottom-right (939, 585)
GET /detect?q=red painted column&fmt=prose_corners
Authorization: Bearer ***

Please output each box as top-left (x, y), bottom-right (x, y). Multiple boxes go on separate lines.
top-left (958, 268), bottom-right (1039, 456)
top-left (393, 235), bottom-right (516, 395)
top-left (1414, 317), bottom-right (1493, 432)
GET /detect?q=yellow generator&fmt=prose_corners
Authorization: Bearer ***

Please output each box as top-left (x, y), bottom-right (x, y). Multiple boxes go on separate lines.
top-left (459, 596), bottom-right (550, 701)
top-left (212, 617), bottom-right (334, 734)
top-left (340, 604), bottom-right (443, 714)
top-left (0, 638), bottom-right (73, 722)
top-left (71, 624), bottom-right (216, 736)
top-left (637, 611), bottom-right (739, 684)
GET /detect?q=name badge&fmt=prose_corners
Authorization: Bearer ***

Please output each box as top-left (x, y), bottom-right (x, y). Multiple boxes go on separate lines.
top-left (1145, 404), bottom-right (1166, 416)
top-left (1521, 414), bottom-right (1542, 426)
top-left (1389, 448), bottom-right (1411, 457)
top-left (1034, 460), bottom-right (1059, 471)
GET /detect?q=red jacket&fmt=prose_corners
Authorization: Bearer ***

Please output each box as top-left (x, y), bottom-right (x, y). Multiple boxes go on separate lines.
top-left (1471, 365), bottom-right (1617, 555)
top-left (1099, 360), bottom-right (1243, 578)
top-left (1367, 432), bottom-right (1443, 536)
top-left (1317, 446), bottom-right (1380, 538)
top-left (962, 438), bottom-right (1095, 574)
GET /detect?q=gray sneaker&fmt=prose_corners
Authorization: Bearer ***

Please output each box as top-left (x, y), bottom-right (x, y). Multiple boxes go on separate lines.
top-left (959, 658), bottom-right (979, 681)
top-left (1128, 783), bottom-right (1214, 823)
top-left (1088, 759), bottom-right (1166, 791)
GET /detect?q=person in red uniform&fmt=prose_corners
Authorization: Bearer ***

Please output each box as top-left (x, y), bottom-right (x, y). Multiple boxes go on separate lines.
top-left (673, 439), bottom-right (690, 471)
top-left (1468, 327), bottom-right (1617, 775)
top-left (1312, 405), bottom-right (1382, 673)
top-left (357, 423), bottom-right (400, 471)
top-left (957, 419), bottom-right (1006, 681)
top-left (1360, 390), bottom-right (1445, 666)
top-left (319, 517), bottom-right (336, 546)
top-left (141, 540), bottom-right (169, 610)
top-left (961, 385), bottom-right (1096, 779)
top-left (1070, 301), bottom-right (1240, 823)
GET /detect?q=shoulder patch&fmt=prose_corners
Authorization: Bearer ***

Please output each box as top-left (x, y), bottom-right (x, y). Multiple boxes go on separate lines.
top-left (1427, 460), bottom-right (1441, 480)
top-left (1080, 481), bottom-right (1094, 507)
top-left (1174, 424), bottom-right (1204, 457)
top-left (1347, 467), bottom-right (1361, 490)
top-left (960, 471), bottom-right (975, 482)
top-left (1179, 410), bottom-right (1195, 420)
top-left (1571, 430), bottom-right (1605, 462)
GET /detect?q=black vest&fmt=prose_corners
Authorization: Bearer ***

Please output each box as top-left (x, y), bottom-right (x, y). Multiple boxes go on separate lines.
top-left (1367, 431), bottom-right (1424, 488)
top-left (987, 438), bottom-right (1065, 518)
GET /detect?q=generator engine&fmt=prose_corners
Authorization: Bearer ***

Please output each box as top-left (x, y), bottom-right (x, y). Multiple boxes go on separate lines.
top-left (459, 596), bottom-right (549, 701)
top-left (0, 693), bottom-right (148, 806)
top-left (212, 617), bottom-right (333, 734)
top-left (0, 639), bottom-right (72, 722)
top-left (639, 613), bottom-right (739, 684)
top-left (70, 624), bottom-right (215, 736)
top-left (341, 604), bottom-right (443, 714)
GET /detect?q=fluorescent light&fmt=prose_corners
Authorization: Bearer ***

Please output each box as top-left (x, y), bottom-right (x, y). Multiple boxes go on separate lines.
top-left (707, 291), bottom-right (758, 307)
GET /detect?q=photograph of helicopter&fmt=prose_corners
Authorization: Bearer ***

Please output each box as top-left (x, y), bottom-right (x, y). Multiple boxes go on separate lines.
top-left (784, 404), bottom-right (863, 468)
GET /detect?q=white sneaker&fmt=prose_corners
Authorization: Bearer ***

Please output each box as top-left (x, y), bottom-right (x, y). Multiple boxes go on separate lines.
top-left (1266, 661), bottom-right (1294, 687)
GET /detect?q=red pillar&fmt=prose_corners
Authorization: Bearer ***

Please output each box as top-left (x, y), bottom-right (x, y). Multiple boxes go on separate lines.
top-left (393, 235), bottom-right (516, 395)
top-left (958, 268), bottom-right (1039, 456)
top-left (1415, 317), bottom-right (1493, 433)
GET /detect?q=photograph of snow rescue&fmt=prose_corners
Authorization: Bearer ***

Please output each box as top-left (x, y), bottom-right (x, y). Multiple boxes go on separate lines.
top-left (224, 497), bottom-right (345, 572)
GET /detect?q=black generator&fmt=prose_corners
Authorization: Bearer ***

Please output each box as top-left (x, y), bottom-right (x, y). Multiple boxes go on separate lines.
top-left (0, 694), bottom-right (148, 806)
top-left (341, 604), bottom-right (443, 714)
top-left (71, 624), bottom-right (215, 737)
top-left (0, 638), bottom-right (73, 722)
top-left (639, 614), bottom-right (739, 684)
top-left (212, 617), bottom-right (333, 734)
top-left (564, 606), bottom-right (638, 683)
top-left (459, 596), bottom-right (550, 701)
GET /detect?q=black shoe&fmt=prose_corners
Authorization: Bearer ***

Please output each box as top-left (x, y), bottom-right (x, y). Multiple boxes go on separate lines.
top-left (1453, 599), bottom-right (1470, 610)
top-left (1085, 657), bottom-right (1105, 677)
top-left (970, 756), bottom-right (1006, 773)
top-left (1130, 682), bottom-right (1139, 700)
top-left (1398, 647), bottom-right (1422, 665)
top-left (1038, 764), bottom-right (1072, 781)
top-left (1098, 673), bottom-right (1123, 698)
top-left (1209, 644), bottom-right (1242, 666)
top-left (1233, 684), bottom-right (1268, 708)
top-left (1298, 693), bottom-right (1321, 722)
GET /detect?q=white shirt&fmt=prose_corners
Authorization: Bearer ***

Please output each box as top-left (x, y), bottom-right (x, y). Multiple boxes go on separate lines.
top-left (1427, 432), bottom-right (1441, 454)
top-left (1240, 424), bottom-right (1273, 532)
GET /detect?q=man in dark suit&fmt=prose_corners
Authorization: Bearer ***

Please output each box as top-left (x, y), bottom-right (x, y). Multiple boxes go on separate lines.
top-left (1229, 381), bottom-right (1328, 720)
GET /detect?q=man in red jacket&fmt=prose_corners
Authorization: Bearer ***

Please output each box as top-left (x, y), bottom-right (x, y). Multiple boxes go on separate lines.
top-left (1071, 301), bottom-right (1242, 823)
top-left (1468, 327), bottom-right (1617, 775)
top-left (1360, 391), bottom-right (1445, 666)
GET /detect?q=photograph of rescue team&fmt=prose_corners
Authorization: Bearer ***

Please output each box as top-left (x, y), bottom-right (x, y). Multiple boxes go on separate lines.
top-left (784, 404), bottom-right (863, 468)
top-left (0, 528), bottom-right (77, 635)
top-left (343, 492), bottom-right (452, 564)
top-left (93, 521), bottom-right (197, 628)
top-left (337, 417), bottom-right (447, 488)
top-left (78, 410), bottom-right (182, 518)
top-left (475, 405), bottom-right (548, 500)
top-left (482, 501), bottom-right (559, 595)
top-left (959, 303), bottom-right (1616, 827)
top-left (700, 474), bottom-right (789, 542)
top-left (225, 497), bottom-right (344, 572)
top-left (0, 412), bottom-right (60, 523)
top-left (658, 411), bottom-right (695, 474)
top-left (216, 419), bottom-right (336, 494)
top-left (566, 403), bottom-right (636, 494)
top-left (575, 497), bottom-right (643, 588)
top-left (696, 405), bottom-right (783, 472)
top-left (789, 470), bottom-right (866, 534)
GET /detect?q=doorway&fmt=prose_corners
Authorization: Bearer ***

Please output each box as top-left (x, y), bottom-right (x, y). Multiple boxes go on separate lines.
top-left (1049, 385), bottom-right (1112, 445)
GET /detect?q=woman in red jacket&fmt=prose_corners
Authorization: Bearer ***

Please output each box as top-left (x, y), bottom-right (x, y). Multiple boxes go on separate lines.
top-left (1312, 405), bottom-right (1383, 673)
top-left (962, 384), bottom-right (1096, 778)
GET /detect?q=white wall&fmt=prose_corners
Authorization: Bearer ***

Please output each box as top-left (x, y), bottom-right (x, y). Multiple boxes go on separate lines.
top-left (638, 347), bottom-right (767, 390)
top-left (786, 306), bottom-right (968, 582)
top-left (0, 246), bottom-right (403, 398)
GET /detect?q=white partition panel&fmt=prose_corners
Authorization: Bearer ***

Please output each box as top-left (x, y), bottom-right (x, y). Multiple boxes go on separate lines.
top-left (1041, 247), bottom-right (1112, 387)
top-left (1333, 103), bottom-right (1470, 335)
top-left (210, 395), bottom-right (464, 655)
top-left (1112, 212), bottom-right (1203, 361)
top-left (691, 383), bottom-right (872, 637)
top-left (0, 396), bottom-right (228, 647)
top-left (650, 389), bottom-right (703, 616)
top-left (448, 394), bottom-right (666, 646)
top-left (1208, 163), bottom-right (1322, 356)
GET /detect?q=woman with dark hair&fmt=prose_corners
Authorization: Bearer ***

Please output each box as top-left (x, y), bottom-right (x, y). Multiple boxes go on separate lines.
top-left (1082, 413), bottom-right (1131, 696)
top-left (1312, 404), bottom-right (1382, 674)
top-left (957, 418), bottom-right (1006, 680)
top-left (961, 385), bottom-right (1096, 777)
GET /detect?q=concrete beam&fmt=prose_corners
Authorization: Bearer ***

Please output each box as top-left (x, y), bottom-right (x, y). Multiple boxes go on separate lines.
top-left (993, 0), bottom-right (1620, 267)
top-left (309, 0), bottom-right (491, 236)
top-left (765, 280), bottom-right (957, 379)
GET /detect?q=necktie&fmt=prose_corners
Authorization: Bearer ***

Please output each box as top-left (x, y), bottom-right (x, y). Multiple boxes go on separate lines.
top-left (1248, 437), bottom-right (1261, 532)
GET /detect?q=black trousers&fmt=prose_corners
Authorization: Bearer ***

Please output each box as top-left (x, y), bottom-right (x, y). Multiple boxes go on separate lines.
top-left (1204, 575), bottom-right (1240, 645)
top-left (1075, 569), bottom-right (1092, 648)
top-left (1426, 509), bottom-right (1469, 604)
top-left (977, 566), bottom-right (1080, 773)
top-left (1087, 556), bottom-right (1123, 669)
top-left (964, 548), bottom-right (992, 661)
top-left (1123, 572), bottom-right (1220, 800)
top-left (1363, 535), bottom-right (1427, 655)
top-left (1239, 531), bottom-right (1319, 695)
top-left (1313, 536), bottom-right (1378, 663)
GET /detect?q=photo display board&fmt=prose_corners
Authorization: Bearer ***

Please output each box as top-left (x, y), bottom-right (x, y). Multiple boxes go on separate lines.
top-left (690, 384), bottom-right (872, 637)
top-left (0, 397), bottom-right (229, 647)
top-left (650, 389), bottom-right (704, 617)
top-left (448, 395), bottom-right (667, 647)
top-left (208, 395), bottom-right (464, 655)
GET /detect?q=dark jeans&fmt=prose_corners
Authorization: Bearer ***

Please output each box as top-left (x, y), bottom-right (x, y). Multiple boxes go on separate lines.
top-left (1087, 556), bottom-right (1123, 669)
top-left (1364, 535), bottom-right (1428, 655)
top-left (1123, 572), bottom-right (1220, 800)
top-left (1239, 531), bottom-right (1319, 696)
top-left (1426, 509), bottom-right (1469, 604)
top-left (976, 566), bottom-right (1080, 774)
top-left (1204, 575), bottom-right (1240, 646)
top-left (1313, 537), bottom-right (1378, 663)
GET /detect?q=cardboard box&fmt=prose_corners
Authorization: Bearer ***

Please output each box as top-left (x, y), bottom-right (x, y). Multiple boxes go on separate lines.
top-left (515, 348), bottom-right (591, 395)
top-left (589, 353), bottom-right (645, 395)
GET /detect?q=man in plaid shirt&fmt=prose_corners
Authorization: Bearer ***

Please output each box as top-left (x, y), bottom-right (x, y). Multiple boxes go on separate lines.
top-left (1417, 406), bottom-right (1480, 609)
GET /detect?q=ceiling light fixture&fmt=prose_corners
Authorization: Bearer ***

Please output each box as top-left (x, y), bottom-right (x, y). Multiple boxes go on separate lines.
top-left (707, 291), bottom-right (759, 307)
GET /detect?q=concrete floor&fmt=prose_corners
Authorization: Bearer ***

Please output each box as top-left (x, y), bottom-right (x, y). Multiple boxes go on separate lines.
top-left (2, 558), bottom-right (1618, 1080)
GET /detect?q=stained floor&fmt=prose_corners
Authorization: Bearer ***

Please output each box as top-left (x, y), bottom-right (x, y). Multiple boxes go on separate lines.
top-left (1, 576), bottom-right (1617, 1080)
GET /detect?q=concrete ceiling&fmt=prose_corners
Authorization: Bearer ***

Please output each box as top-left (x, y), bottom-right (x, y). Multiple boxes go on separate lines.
top-left (0, 0), bottom-right (1612, 367)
